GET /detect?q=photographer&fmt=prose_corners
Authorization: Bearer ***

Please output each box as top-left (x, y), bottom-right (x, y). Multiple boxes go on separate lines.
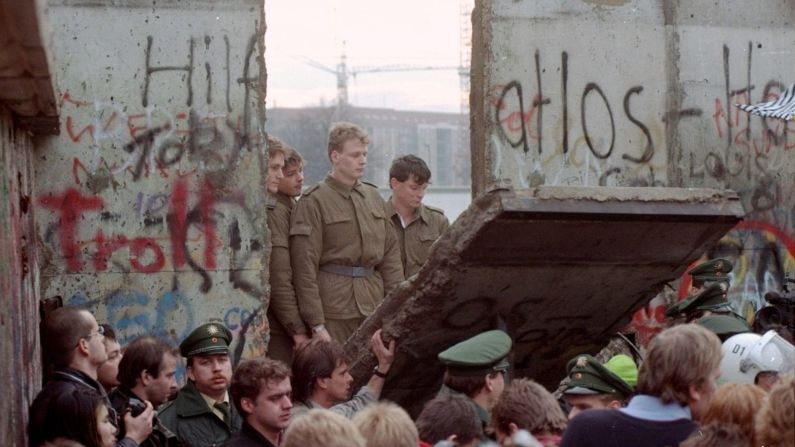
top-left (109, 336), bottom-right (182, 447)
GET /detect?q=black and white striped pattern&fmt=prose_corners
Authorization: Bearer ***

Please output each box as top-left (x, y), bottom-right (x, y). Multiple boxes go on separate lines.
top-left (736, 83), bottom-right (795, 121)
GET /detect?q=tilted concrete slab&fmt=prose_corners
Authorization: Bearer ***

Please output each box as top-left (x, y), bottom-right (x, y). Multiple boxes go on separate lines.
top-left (345, 186), bottom-right (744, 415)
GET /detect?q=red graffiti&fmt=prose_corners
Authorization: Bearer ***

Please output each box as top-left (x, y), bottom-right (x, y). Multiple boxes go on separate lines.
top-left (39, 181), bottom-right (218, 274)
top-left (38, 189), bottom-right (104, 271)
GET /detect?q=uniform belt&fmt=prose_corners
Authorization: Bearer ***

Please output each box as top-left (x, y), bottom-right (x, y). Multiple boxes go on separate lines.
top-left (319, 264), bottom-right (374, 278)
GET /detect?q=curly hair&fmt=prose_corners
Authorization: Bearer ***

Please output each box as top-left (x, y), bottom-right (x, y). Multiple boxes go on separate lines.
top-left (701, 383), bottom-right (766, 445)
top-left (327, 122), bottom-right (369, 159)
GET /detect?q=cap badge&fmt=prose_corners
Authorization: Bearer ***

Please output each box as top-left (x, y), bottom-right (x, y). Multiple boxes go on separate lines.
top-left (207, 325), bottom-right (219, 335)
top-left (575, 356), bottom-right (588, 368)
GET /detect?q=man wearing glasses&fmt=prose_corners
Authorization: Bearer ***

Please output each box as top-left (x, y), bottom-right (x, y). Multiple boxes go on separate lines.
top-left (28, 306), bottom-right (154, 447)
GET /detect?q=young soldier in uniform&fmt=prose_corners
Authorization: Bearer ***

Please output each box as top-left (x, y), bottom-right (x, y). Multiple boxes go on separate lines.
top-left (159, 323), bottom-right (242, 446)
top-left (437, 329), bottom-right (513, 439)
top-left (228, 358), bottom-right (292, 447)
top-left (265, 137), bottom-right (309, 363)
top-left (386, 155), bottom-right (449, 278)
top-left (562, 354), bottom-right (637, 420)
top-left (290, 122), bottom-right (404, 343)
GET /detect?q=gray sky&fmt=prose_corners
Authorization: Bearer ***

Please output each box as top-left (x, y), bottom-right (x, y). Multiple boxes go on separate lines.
top-left (265, 0), bottom-right (466, 113)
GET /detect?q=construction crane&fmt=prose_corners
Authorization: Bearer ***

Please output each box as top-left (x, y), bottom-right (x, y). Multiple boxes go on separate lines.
top-left (303, 44), bottom-right (463, 112)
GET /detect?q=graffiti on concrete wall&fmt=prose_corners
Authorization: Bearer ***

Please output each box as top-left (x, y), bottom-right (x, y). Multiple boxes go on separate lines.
top-left (37, 15), bottom-right (269, 362)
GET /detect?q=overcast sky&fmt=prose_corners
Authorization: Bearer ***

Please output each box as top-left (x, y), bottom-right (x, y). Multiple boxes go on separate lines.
top-left (264, 0), bottom-right (467, 113)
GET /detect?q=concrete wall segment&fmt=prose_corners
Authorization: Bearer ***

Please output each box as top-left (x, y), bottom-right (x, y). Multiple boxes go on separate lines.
top-left (36, 0), bottom-right (269, 363)
top-left (472, 0), bottom-right (795, 331)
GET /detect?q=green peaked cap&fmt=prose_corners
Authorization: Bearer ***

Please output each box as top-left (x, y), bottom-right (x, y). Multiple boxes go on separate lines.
top-left (688, 258), bottom-right (732, 285)
top-left (564, 354), bottom-right (636, 398)
top-left (179, 322), bottom-right (233, 358)
top-left (438, 330), bottom-right (512, 377)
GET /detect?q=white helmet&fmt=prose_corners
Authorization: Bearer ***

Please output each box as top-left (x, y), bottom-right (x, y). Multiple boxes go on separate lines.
top-left (720, 330), bottom-right (795, 385)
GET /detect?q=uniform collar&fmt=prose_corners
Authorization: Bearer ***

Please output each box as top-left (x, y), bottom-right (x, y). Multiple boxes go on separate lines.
top-left (621, 394), bottom-right (692, 421)
top-left (175, 380), bottom-right (226, 417)
top-left (275, 192), bottom-right (295, 209)
top-left (386, 197), bottom-right (426, 226)
top-left (241, 421), bottom-right (278, 447)
top-left (325, 174), bottom-right (365, 198)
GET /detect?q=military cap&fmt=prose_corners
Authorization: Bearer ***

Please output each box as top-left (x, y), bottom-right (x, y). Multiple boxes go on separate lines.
top-left (682, 281), bottom-right (731, 314)
top-left (438, 330), bottom-right (512, 376)
top-left (664, 297), bottom-right (691, 318)
top-left (696, 314), bottom-right (751, 341)
top-left (179, 322), bottom-right (233, 358)
top-left (688, 258), bottom-right (732, 285)
top-left (564, 354), bottom-right (635, 398)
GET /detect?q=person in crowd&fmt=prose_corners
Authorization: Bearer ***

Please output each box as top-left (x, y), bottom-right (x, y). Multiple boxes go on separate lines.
top-left (415, 394), bottom-right (482, 447)
top-left (29, 306), bottom-right (152, 447)
top-left (351, 402), bottom-right (419, 447)
top-left (678, 423), bottom-right (748, 447)
top-left (290, 121), bottom-right (404, 343)
top-left (755, 374), bottom-right (794, 447)
top-left (108, 336), bottom-right (180, 447)
top-left (97, 324), bottom-right (122, 393)
top-left (291, 328), bottom-right (395, 419)
top-left (228, 358), bottom-right (292, 447)
top-left (491, 378), bottom-right (567, 447)
top-left (561, 354), bottom-right (637, 420)
top-left (385, 154), bottom-right (449, 278)
top-left (266, 138), bottom-right (310, 363)
top-left (282, 409), bottom-right (366, 447)
top-left (159, 322), bottom-right (241, 446)
top-left (560, 324), bottom-right (722, 447)
top-left (699, 382), bottom-right (766, 446)
top-left (41, 387), bottom-right (118, 447)
top-left (437, 329), bottom-right (513, 438)
top-left (666, 281), bottom-right (750, 337)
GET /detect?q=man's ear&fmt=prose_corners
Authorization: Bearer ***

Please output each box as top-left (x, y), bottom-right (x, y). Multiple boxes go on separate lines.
top-left (140, 369), bottom-right (153, 387)
top-left (240, 397), bottom-right (255, 416)
top-left (508, 422), bottom-right (519, 435)
top-left (389, 177), bottom-right (398, 190)
top-left (316, 377), bottom-right (329, 391)
top-left (688, 382), bottom-right (703, 404)
top-left (330, 149), bottom-right (339, 165)
top-left (608, 399), bottom-right (624, 409)
top-left (484, 374), bottom-right (496, 393)
top-left (76, 338), bottom-right (90, 357)
top-left (186, 366), bottom-right (195, 382)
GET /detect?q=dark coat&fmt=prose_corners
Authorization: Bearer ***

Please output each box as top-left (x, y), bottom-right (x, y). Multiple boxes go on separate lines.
top-left (158, 381), bottom-right (242, 447)
top-left (28, 367), bottom-right (137, 447)
top-left (109, 387), bottom-right (183, 447)
top-left (224, 422), bottom-right (277, 447)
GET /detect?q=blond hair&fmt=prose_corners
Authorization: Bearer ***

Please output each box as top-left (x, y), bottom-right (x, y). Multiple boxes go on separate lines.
top-left (636, 324), bottom-right (722, 405)
top-left (267, 135), bottom-right (287, 160)
top-left (283, 409), bottom-right (365, 447)
top-left (756, 374), bottom-right (795, 447)
top-left (492, 378), bottom-right (567, 437)
top-left (352, 402), bottom-right (419, 447)
top-left (327, 122), bottom-right (369, 159)
top-left (702, 383), bottom-right (766, 445)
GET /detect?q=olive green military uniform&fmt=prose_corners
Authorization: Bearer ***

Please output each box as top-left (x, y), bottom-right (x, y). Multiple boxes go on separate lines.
top-left (266, 192), bottom-right (307, 362)
top-left (385, 198), bottom-right (449, 278)
top-left (290, 175), bottom-right (404, 342)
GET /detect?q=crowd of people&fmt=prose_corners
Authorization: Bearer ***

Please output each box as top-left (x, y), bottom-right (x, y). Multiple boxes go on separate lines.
top-left (27, 122), bottom-right (795, 447)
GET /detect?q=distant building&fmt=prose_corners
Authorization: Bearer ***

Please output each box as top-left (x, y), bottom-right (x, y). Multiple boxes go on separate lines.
top-left (265, 105), bottom-right (471, 188)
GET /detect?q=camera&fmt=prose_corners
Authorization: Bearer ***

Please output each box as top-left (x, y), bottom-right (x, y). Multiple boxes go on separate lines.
top-left (127, 397), bottom-right (147, 418)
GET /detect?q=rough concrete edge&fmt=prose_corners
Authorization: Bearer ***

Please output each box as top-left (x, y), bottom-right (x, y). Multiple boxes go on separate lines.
top-left (523, 185), bottom-right (741, 203)
top-left (48, 0), bottom-right (261, 8)
top-left (345, 189), bottom-right (507, 383)
top-left (469, 0), bottom-right (491, 198)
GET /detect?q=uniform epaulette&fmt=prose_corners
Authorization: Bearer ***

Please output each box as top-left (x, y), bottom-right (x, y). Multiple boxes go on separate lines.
top-left (362, 180), bottom-right (380, 189)
top-left (425, 204), bottom-right (446, 215)
top-left (302, 183), bottom-right (321, 196)
top-left (266, 197), bottom-right (277, 210)
top-left (159, 399), bottom-right (175, 412)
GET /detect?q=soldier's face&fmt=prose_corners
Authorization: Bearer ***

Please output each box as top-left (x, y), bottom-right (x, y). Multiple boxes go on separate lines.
top-left (331, 139), bottom-right (367, 183)
top-left (188, 353), bottom-right (233, 397)
top-left (267, 152), bottom-right (285, 194)
top-left (565, 394), bottom-right (615, 420)
top-left (279, 163), bottom-right (304, 197)
top-left (390, 175), bottom-right (428, 210)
